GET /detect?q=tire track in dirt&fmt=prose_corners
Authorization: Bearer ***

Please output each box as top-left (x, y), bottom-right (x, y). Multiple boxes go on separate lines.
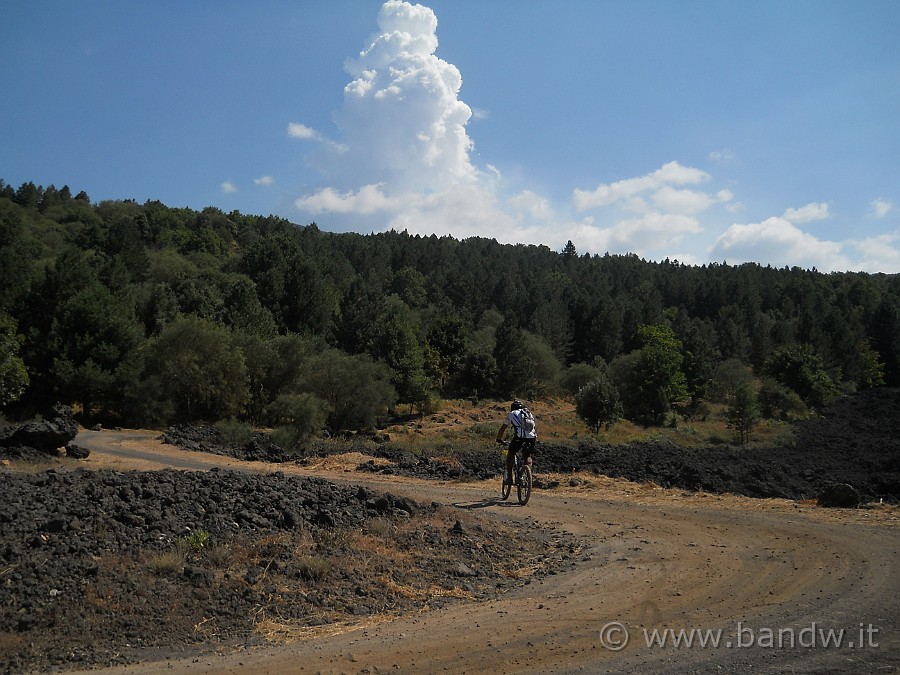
top-left (69, 430), bottom-right (899, 674)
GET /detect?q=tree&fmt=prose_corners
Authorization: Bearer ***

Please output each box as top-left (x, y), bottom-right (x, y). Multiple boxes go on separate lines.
top-left (425, 313), bottom-right (468, 391)
top-left (455, 349), bottom-right (498, 399)
top-left (575, 375), bottom-right (623, 431)
top-left (0, 312), bottom-right (28, 407)
top-left (850, 341), bottom-right (885, 390)
top-left (764, 344), bottom-right (841, 411)
top-left (370, 296), bottom-right (430, 407)
top-left (611, 324), bottom-right (688, 425)
top-left (725, 382), bottom-right (759, 444)
top-left (0, 201), bottom-right (37, 311)
top-left (299, 349), bottom-right (396, 432)
top-left (560, 362), bottom-right (605, 397)
top-left (522, 332), bottom-right (562, 396)
top-left (129, 317), bottom-right (248, 424)
top-left (227, 331), bottom-right (318, 426)
top-left (871, 295), bottom-right (900, 386)
top-left (710, 358), bottom-right (754, 403)
top-left (48, 280), bottom-right (143, 420)
top-left (493, 315), bottom-right (530, 397)
top-left (269, 392), bottom-right (329, 441)
top-left (673, 312), bottom-right (720, 412)
top-left (758, 377), bottom-right (808, 421)
top-left (390, 266), bottom-right (428, 309)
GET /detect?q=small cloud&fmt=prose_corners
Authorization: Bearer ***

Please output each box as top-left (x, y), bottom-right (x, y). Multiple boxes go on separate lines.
top-left (783, 202), bottom-right (829, 224)
top-left (716, 189), bottom-right (734, 203)
top-left (870, 198), bottom-right (894, 218)
top-left (708, 148), bottom-right (735, 162)
top-left (287, 122), bottom-right (323, 141)
top-left (295, 184), bottom-right (401, 215)
top-left (254, 176), bottom-right (275, 186)
top-left (573, 161), bottom-right (710, 212)
top-left (221, 181), bottom-right (237, 194)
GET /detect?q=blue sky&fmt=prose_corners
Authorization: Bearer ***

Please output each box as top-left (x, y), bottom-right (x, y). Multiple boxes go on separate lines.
top-left (2, 1), bottom-right (898, 272)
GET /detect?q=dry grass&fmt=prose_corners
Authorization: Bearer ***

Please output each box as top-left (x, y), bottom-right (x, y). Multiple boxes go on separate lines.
top-left (255, 613), bottom-right (396, 643)
top-left (148, 551), bottom-right (185, 575)
top-left (295, 555), bottom-right (332, 581)
top-left (498, 563), bottom-right (541, 580)
top-left (376, 575), bottom-right (473, 601)
top-left (378, 397), bottom-right (794, 452)
top-left (302, 451), bottom-right (391, 472)
top-left (349, 531), bottom-right (412, 565)
top-left (204, 543), bottom-right (233, 567)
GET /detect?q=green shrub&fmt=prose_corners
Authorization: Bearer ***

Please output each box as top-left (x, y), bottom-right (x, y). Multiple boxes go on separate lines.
top-left (214, 417), bottom-right (255, 446)
top-left (177, 529), bottom-right (211, 554)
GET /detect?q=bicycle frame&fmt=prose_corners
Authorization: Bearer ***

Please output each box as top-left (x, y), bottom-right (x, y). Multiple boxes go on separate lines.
top-left (499, 442), bottom-right (532, 506)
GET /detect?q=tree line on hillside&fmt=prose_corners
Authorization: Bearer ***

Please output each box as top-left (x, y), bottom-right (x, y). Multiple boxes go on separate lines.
top-left (1, 179), bottom-right (898, 441)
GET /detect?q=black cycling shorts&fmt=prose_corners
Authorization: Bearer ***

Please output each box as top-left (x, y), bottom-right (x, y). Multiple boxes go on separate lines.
top-left (509, 436), bottom-right (535, 460)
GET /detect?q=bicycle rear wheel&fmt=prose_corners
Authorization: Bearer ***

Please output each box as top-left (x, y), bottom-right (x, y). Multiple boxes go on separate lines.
top-left (516, 464), bottom-right (532, 505)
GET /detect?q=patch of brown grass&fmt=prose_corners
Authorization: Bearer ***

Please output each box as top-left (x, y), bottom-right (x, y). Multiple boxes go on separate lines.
top-left (377, 575), bottom-right (473, 601)
top-left (303, 452), bottom-right (391, 471)
top-left (379, 397), bottom-right (795, 450)
top-left (255, 613), bottom-right (395, 642)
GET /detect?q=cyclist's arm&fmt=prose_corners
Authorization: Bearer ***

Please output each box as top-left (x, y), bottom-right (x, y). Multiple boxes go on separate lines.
top-left (496, 422), bottom-right (509, 443)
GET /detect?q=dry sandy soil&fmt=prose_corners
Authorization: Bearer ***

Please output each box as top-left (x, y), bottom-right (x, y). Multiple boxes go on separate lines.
top-left (28, 427), bottom-right (900, 674)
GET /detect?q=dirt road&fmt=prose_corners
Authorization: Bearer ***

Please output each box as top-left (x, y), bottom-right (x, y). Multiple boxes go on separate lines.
top-left (69, 430), bottom-right (899, 674)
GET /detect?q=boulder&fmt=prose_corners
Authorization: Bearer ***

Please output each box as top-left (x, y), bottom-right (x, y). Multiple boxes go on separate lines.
top-left (817, 483), bottom-right (861, 508)
top-left (66, 443), bottom-right (91, 459)
top-left (0, 404), bottom-right (78, 454)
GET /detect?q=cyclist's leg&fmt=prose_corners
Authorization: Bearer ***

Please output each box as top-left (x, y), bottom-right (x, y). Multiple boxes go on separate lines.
top-left (522, 438), bottom-right (535, 470)
top-left (506, 444), bottom-right (516, 485)
top-left (508, 438), bottom-right (524, 482)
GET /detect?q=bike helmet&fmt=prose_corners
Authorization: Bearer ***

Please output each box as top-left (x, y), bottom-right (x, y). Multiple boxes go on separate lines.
top-left (510, 400), bottom-right (523, 411)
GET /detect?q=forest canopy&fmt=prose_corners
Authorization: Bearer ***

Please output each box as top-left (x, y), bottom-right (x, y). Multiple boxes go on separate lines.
top-left (1, 179), bottom-right (898, 434)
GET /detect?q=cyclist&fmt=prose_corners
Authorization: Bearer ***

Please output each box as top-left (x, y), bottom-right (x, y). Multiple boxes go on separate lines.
top-left (496, 400), bottom-right (536, 486)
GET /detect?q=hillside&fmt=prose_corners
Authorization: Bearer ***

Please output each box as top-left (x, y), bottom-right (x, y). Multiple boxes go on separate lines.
top-left (1, 181), bottom-right (899, 442)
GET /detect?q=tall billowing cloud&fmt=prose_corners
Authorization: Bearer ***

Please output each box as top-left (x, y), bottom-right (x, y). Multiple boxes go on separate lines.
top-left (297, 0), bottom-right (477, 210)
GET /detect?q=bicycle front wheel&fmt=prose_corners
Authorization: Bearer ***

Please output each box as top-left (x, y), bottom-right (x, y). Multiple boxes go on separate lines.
top-left (516, 465), bottom-right (532, 505)
top-left (501, 473), bottom-right (511, 500)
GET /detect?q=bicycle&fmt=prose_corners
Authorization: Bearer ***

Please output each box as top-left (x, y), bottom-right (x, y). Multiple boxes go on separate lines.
top-left (498, 440), bottom-right (532, 506)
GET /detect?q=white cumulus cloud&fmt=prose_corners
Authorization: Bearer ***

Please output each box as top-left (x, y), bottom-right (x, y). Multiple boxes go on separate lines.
top-left (709, 216), bottom-right (850, 271)
top-left (287, 123), bottom-right (322, 141)
top-left (572, 161), bottom-right (710, 212)
top-left (850, 232), bottom-right (900, 272)
top-left (296, 184), bottom-right (403, 215)
top-left (254, 176), bottom-right (275, 186)
top-left (870, 198), bottom-right (894, 218)
top-left (783, 202), bottom-right (830, 224)
top-left (221, 181), bottom-right (237, 194)
top-left (299, 0), bottom-right (476, 195)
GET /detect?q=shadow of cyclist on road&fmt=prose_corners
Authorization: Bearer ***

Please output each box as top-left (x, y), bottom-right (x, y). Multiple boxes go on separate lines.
top-left (453, 497), bottom-right (522, 510)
